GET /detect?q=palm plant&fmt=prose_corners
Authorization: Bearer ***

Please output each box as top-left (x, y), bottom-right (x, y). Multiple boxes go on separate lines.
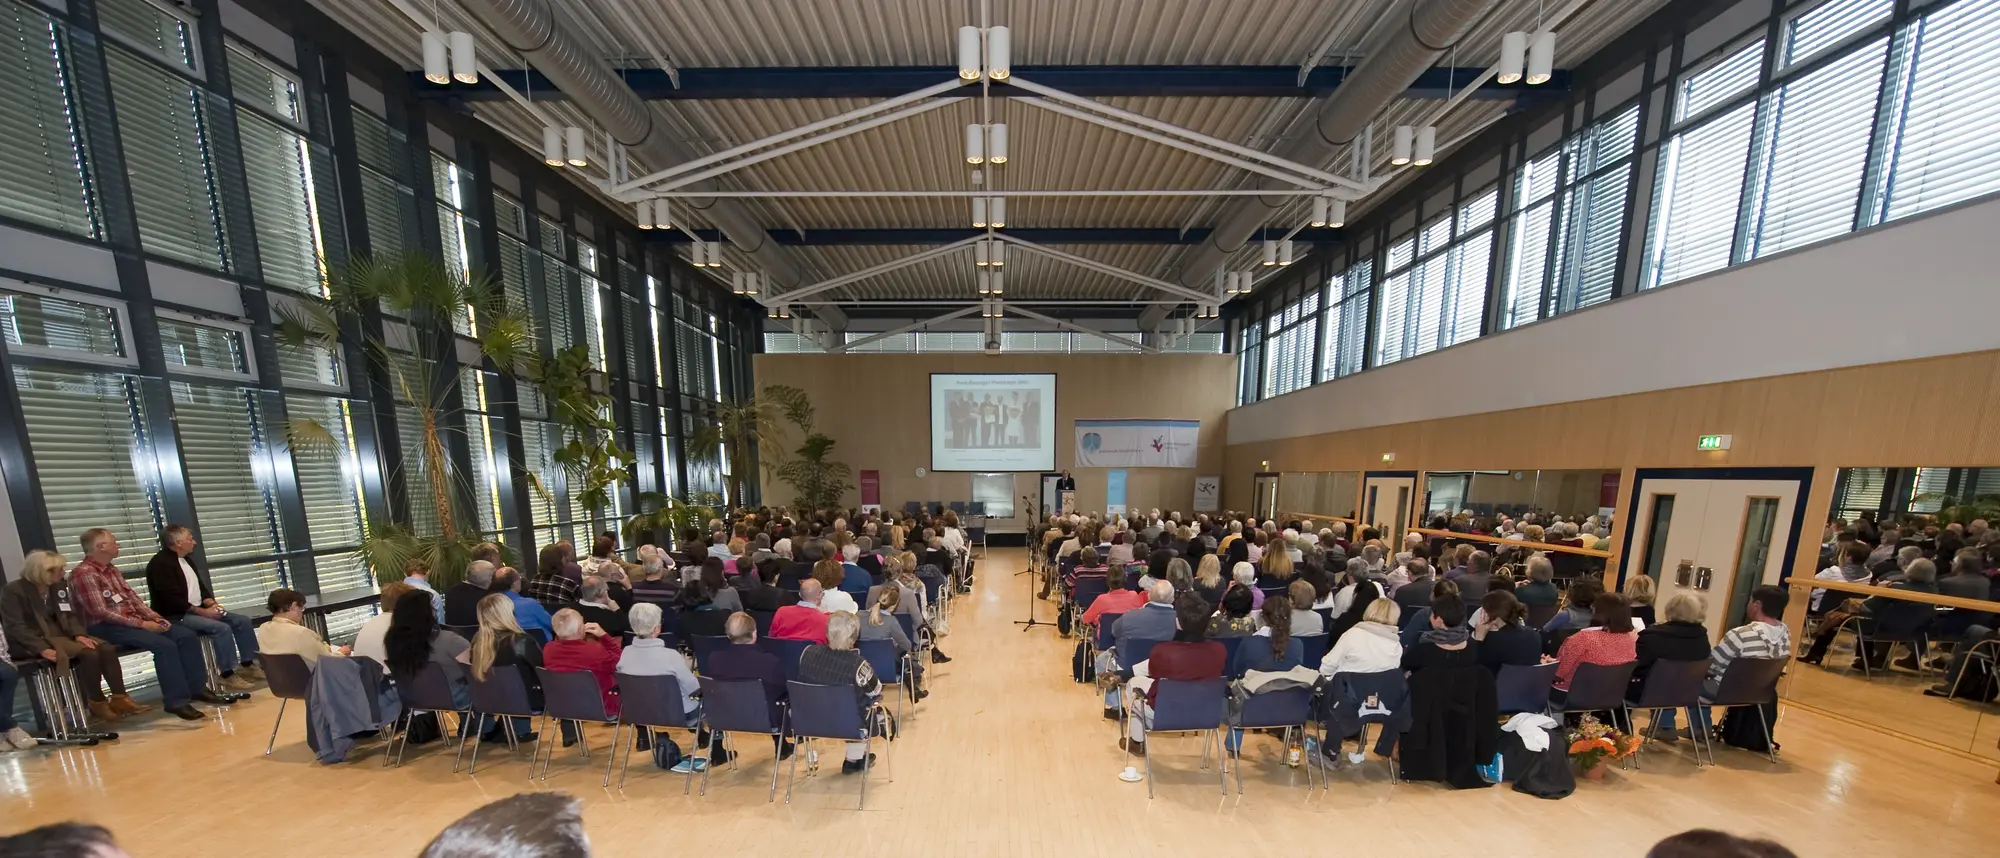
top-left (621, 491), bottom-right (716, 547)
top-left (276, 251), bottom-right (626, 585)
top-left (776, 432), bottom-right (856, 512)
top-left (685, 383), bottom-right (812, 512)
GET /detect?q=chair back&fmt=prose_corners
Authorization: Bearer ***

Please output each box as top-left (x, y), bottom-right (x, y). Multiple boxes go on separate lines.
top-left (1147, 678), bottom-right (1228, 733)
top-left (1707, 656), bottom-right (1788, 707)
top-left (1115, 636), bottom-right (1166, 671)
top-left (535, 667), bottom-right (614, 723)
top-left (1494, 662), bottom-right (1558, 714)
top-left (1313, 607), bottom-right (1335, 630)
top-left (696, 677), bottom-right (778, 734)
top-left (1237, 687), bottom-right (1312, 730)
top-left (1634, 658), bottom-right (1710, 709)
top-left (443, 623), bottom-right (479, 640)
top-left (765, 638), bottom-right (814, 680)
top-left (1338, 670), bottom-right (1408, 724)
top-left (687, 635), bottom-right (730, 670)
top-left (1526, 604), bottom-right (1560, 629)
top-left (258, 653), bottom-right (313, 701)
top-left (748, 609), bottom-right (777, 638)
top-left (1073, 576), bottom-right (1110, 611)
top-left (397, 662), bottom-right (462, 712)
top-left (1256, 584), bottom-right (1286, 602)
top-left (1216, 635), bottom-right (1246, 678)
top-left (895, 612), bottom-right (919, 646)
top-left (1295, 634), bottom-right (1331, 670)
top-left (921, 574), bottom-right (943, 606)
top-left (467, 664), bottom-right (538, 717)
top-left (1094, 614), bottom-right (1123, 649)
top-left (1562, 661), bottom-right (1639, 712)
top-left (785, 681), bottom-right (868, 741)
top-left (615, 672), bottom-right (692, 729)
top-left (856, 638), bottom-right (904, 683)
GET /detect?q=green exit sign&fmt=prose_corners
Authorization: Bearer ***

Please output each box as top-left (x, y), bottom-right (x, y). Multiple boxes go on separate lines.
top-left (1697, 434), bottom-right (1732, 451)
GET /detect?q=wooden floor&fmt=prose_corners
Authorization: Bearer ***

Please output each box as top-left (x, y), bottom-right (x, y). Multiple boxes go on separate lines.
top-left (6, 548), bottom-right (2000, 855)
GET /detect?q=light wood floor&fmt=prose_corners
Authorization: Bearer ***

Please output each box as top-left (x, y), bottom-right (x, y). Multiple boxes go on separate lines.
top-left (6, 548), bottom-right (2000, 856)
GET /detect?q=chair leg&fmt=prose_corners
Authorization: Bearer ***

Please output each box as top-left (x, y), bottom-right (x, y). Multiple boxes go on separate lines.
top-left (528, 716), bottom-right (547, 781)
top-left (576, 721), bottom-right (591, 760)
top-left (1230, 729), bottom-right (1243, 795)
top-left (266, 698), bottom-right (287, 756)
top-left (452, 711), bottom-right (473, 773)
top-left (1754, 705), bottom-right (1778, 764)
top-left (858, 734), bottom-right (871, 810)
top-left (784, 734), bottom-right (800, 805)
top-left (1622, 707), bottom-right (1637, 770)
top-left (769, 714), bottom-right (787, 804)
top-left (682, 728), bottom-right (696, 795)
top-left (699, 730), bottom-right (717, 796)
top-left (1143, 727), bottom-right (1155, 799)
top-left (616, 725), bottom-right (635, 790)
top-left (467, 717), bottom-right (485, 775)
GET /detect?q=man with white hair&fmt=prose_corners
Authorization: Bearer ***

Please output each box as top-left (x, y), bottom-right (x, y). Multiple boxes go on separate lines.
top-left (617, 603), bottom-right (701, 724)
top-left (771, 579), bottom-right (831, 645)
top-left (1097, 580), bottom-right (1179, 717)
top-left (445, 560), bottom-right (495, 627)
top-left (838, 543), bottom-right (872, 597)
top-left (565, 576), bottom-right (629, 638)
top-left (1329, 521), bottom-right (1350, 549)
top-left (1232, 561), bottom-right (1265, 610)
top-left (1299, 522), bottom-right (1318, 546)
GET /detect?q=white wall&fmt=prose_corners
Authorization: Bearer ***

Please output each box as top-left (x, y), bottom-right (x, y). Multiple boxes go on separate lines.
top-left (1229, 196), bottom-right (2000, 445)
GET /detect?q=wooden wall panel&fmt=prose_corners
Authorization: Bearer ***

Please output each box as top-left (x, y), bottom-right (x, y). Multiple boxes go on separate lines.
top-left (753, 353), bottom-right (1236, 519)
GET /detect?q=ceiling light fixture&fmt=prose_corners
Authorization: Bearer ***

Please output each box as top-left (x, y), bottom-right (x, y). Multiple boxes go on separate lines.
top-left (990, 270), bottom-right (1003, 295)
top-left (1327, 198), bottom-right (1346, 228)
top-left (636, 199), bottom-right (654, 230)
top-left (655, 199), bottom-right (672, 230)
top-left (957, 27), bottom-right (981, 81)
top-left (731, 272), bottom-right (747, 295)
top-left (542, 127), bottom-right (563, 166)
top-left (1498, 31), bottom-right (1528, 85)
top-left (1391, 125), bottom-right (1413, 166)
top-left (964, 123), bottom-right (985, 165)
top-left (988, 197), bottom-right (1006, 228)
top-left (1279, 240), bottom-right (1295, 266)
top-left (1527, 31), bottom-right (1556, 85)
top-left (986, 26), bottom-right (1011, 80)
top-left (448, 32), bottom-right (477, 84)
top-left (745, 273), bottom-right (760, 296)
top-left (1414, 126), bottom-right (1436, 166)
top-left (564, 126), bottom-right (588, 167)
top-left (990, 240), bottom-right (1005, 267)
top-left (987, 123), bottom-right (1007, 164)
top-left (1238, 272), bottom-right (1254, 294)
top-left (975, 240), bottom-right (991, 267)
top-left (1261, 239), bottom-right (1278, 267)
top-left (1311, 196), bottom-right (1329, 227)
top-left (1213, 268), bottom-right (1227, 295)
top-left (422, 32), bottom-right (449, 84)
top-left (971, 197), bottom-right (988, 228)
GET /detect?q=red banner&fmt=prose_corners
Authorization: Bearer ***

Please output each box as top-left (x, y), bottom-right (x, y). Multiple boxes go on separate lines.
top-left (1599, 472), bottom-right (1621, 510)
top-left (859, 470), bottom-right (881, 507)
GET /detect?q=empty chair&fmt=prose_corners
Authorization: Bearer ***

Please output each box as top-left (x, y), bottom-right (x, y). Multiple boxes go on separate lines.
top-left (1555, 661), bottom-right (1640, 764)
top-left (695, 677), bottom-right (786, 801)
top-left (1526, 604), bottom-right (1560, 630)
top-left (1233, 687), bottom-right (1317, 792)
top-left (686, 635), bottom-right (730, 671)
top-left (1701, 656), bottom-right (1788, 763)
top-left (534, 668), bottom-right (621, 785)
top-left (258, 653), bottom-right (314, 755)
top-left (1628, 659), bottom-right (1714, 767)
top-left (613, 672), bottom-right (701, 791)
top-left (1137, 678), bottom-right (1230, 798)
top-left (465, 666), bottom-right (541, 775)
top-left (389, 662), bottom-right (475, 771)
top-left (1494, 662), bottom-right (1558, 716)
top-left (784, 680), bottom-right (888, 808)
top-left (764, 638), bottom-right (813, 681)
top-left (1294, 634), bottom-right (1331, 674)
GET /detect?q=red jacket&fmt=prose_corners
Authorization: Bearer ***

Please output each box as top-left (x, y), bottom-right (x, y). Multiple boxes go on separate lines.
top-left (770, 605), bottom-right (830, 645)
top-left (1082, 588), bottom-right (1145, 626)
top-left (1145, 640), bottom-right (1225, 705)
top-left (542, 635), bottom-right (623, 715)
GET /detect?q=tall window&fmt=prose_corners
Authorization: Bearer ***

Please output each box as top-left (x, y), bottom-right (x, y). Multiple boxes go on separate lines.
top-left (229, 44), bottom-right (324, 294)
top-left (0, 5), bottom-right (96, 239)
top-left (286, 392), bottom-right (371, 591)
top-left (1236, 320), bottom-right (1263, 405)
top-left (351, 107), bottom-right (412, 261)
top-left (1643, 38), bottom-right (1765, 288)
top-left (1875, 0), bottom-right (2000, 222)
top-left (433, 154), bottom-right (477, 333)
top-left (1503, 107), bottom-right (1639, 329)
top-left (1320, 259), bottom-right (1372, 380)
top-left (1262, 291), bottom-right (1319, 398)
top-left (105, 45), bottom-right (230, 270)
top-left (1376, 189), bottom-right (1495, 366)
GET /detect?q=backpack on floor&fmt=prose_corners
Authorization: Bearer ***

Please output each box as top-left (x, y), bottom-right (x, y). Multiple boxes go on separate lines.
top-left (1057, 601), bottom-right (1073, 636)
top-left (1949, 654), bottom-right (2000, 702)
top-left (1070, 640), bottom-right (1096, 684)
top-left (1719, 700), bottom-right (1779, 754)
top-left (651, 735), bottom-right (684, 770)
top-left (402, 712), bottom-right (442, 745)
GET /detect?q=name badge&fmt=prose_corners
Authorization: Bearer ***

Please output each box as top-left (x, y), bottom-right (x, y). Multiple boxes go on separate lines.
top-left (109, 592), bottom-right (123, 604)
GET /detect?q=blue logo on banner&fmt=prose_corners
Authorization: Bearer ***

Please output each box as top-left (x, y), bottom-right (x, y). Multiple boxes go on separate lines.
top-left (1081, 432), bottom-right (1102, 453)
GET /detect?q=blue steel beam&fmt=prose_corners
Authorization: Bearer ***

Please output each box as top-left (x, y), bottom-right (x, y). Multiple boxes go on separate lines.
top-left (644, 226), bottom-right (1343, 246)
top-left (423, 65), bottom-right (1569, 101)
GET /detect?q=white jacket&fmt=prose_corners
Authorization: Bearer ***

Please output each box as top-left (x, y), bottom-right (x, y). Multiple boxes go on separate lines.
top-left (1319, 622), bottom-right (1403, 679)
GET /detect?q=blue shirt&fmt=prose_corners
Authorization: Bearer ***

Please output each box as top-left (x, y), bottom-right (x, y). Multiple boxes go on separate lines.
top-left (404, 576), bottom-right (444, 623)
top-left (840, 563), bottom-right (872, 596)
top-left (502, 590), bottom-right (554, 639)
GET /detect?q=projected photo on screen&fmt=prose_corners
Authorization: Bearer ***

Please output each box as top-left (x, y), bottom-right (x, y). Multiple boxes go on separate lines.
top-left (930, 373), bottom-right (1056, 472)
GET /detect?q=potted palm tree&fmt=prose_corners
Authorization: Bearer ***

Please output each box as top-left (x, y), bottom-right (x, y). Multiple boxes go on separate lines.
top-left (685, 383), bottom-right (812, 513)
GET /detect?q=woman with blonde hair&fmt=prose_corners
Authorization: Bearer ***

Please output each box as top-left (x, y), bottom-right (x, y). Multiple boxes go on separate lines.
top-left (1194, 554), bottom-right (1226, 606)
top-left (467, 593), bottom-right (543, 740)
top-left (1259, 546), bottom-right (1295, 583)
top-left (1, 549), bottom-right (143, 726)
top-left (1622, 573), bottom-right (1658, 626)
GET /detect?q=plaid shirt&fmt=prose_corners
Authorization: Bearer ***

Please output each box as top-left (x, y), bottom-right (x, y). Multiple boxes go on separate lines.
top-left (71, 557), bottom-right (164, 628)
top-left (525, 571), bottom-right (579, 610)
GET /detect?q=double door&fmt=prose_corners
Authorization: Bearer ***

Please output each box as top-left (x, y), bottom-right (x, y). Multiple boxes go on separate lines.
top-left (1625, 473), bottom-right (1803, 631)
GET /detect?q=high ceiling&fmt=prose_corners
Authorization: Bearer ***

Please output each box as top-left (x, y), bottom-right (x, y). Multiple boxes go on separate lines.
top-left (314, 0), bottom-right (1675, 322)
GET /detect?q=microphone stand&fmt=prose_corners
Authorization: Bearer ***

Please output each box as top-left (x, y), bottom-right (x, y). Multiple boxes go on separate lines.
top-left (1014, 493), bottom-right (1050, 631)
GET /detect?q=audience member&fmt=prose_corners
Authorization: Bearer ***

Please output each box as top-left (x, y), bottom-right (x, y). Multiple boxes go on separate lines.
top-left (444, 561), bottom-right (494, 628)
top-left (798, 611), bottom-right (882, 773)
top-left (254, 588), bottom-right (349, 667)
top-left (1550, 594), bottom-right (1639, 705)
top-left (1801, 557), bottom-right (1938, 670)
top-left (0, 823), bottom-right (134, 858)
top-left (1455, 550), bottom-right (1495, 607)
top-left (527, 545), bottom-right (581, 611)
top-left (492, 569), bottom-right (554, 640)
top-left (1471, 590), bottom-right (1541, 674)
top-left (420, 792), bottom-right (592, 858)
top-left (542, 608), bottom-right (622, 716)
top-left (1319, 597), bottom-right (1402, 680)
top-left (1287, 580), bottom-right (1324, 637)
top-left (1403, 596), bottom-right (1475, 676)
top-left (1235, 595), bottom-right (1302, 675)
top-left (2, 549), bottom-right (144, 723)
top-left (771, 580), bottom-right (832, 645)
top-left (1211, 585), bottom-right (1260, 637)
top-left (1629, 592), bottom-right (1709, 737)
top-left (1542, 580), bottom-right (1603, 635)
top-left (579, 533), bottom-right (623, 579)
top-left (702, 612), bottom-right (794, 761)
top-left (617, 603), bottom-right (700, 724)
top-left (145, 524), bottom-right (261, 689)
top-left (351, 582), bottom-right (414, 666)
top-left (68, 528), bottom-right (214, 719)
top-left (1123, 593), bottom-right (1226, 755)
top-left (1645, 829), bottom-right (1797, 858)
top-left (467, 593), bottom-right (543, 741)
top-left (565, 577), bottom-right (631, 639)
top-left (383, 590), bottom-right (473, 707)
top-left (1516, 554), bottom-right (1561, 607)
top-left (402, 559), bottom-right (445, 622)
top-left (1623, 573), bottom-right (1658, 627)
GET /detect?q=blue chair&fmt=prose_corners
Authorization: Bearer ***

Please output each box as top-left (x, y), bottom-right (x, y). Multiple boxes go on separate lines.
top-left (748, 609), bottom-right (777, 639)
top-left (894, 613), bottom-right (924, 654)
top-left (1495, 662), bottom-right (1558, 716)
top-left (1115, 636), bottom-right (1166, 672)
top-left (1216, 636), bottom-right (1247, 679)
top-left (533, 668), bottom-right (621, 785)
top-left (687, 635), bottom-right (730, 671)
top-left (765, 638), bottom-right (814, 680)
top-left (1314, 607), bottom-right (1335, 631)
top-left (857, 638), bottom-right (913, 722)
top-left (1093, 614), bottom-right (1124, 651)
top-left (613, 672), bottom-right (701, 791)
top-left (1235, 687), bottom-right (1318, 793)
top-left (1138, 677), bottom-right (1230, 798)
top-left (1072, 577), bottom-right (1110, 615)
top-left (1295, 634), bottom-right (1331, 672)
top-left (390, 662), bottom-right (474, 771)
top-left (694, 677), bottom-right (786, 801)
top-left (465, 664), bottom-right (541, 775)
top-left (785, 681), bottom-right (886, 808)
top-left (1557, 661), bottom-right (1640, 766)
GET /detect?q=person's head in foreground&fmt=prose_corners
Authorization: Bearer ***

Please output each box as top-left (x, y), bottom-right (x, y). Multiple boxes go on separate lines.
top-left (0, 823), bottom-right (132, 858)
top-left (420, 792), bottom-right (591, 858)
top-left (1645, 829), bottom-right (1795, 858)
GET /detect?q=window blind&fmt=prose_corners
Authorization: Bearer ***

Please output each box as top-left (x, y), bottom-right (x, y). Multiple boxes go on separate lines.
top-left (583, 276), bottom-right (608, 370)
top-left (157, 317), bottom-right (248, 376)
top-left (224, 44), bottom-right (298, 123)
top-left (358, 166), bottom-right (410, 258)
top-left (1444, 231), bottom-right (1492, 346)
top-left (1908, 467), bottom-right (1951, 513)
top-left (12, 366), bottom-right (160, 570)
top-left (497, 235), bottom-right (534, 339)
top-left (349, 108), bottom-right (402, 176)
top-left (1678, 38), bottom-right (1765, 123)
top-left (236, 109), bottom-right (323, 292)
top-left (1749, 37), bottom-right (1888, 258)
top-left (1784, 0), bottom-right (1893, 66)
top-left (1645, 101), bottom-right (1756, 288)
top-left (0, 290), bottom-right (127, 358)
top-left (0, 6), bottom-right (95, 238)
top-left (171, 383), bottom-right (283, 571)
top-left (1553, 164), bottom-right (1631, 312)
top-left (105, 48), bottom-right (228, 270)
top-left (284, 393), bottom-right (365, 552)
top-left (97, 0), bottom-right (196, 72)
top-left (396, 403), bottom-right (442, 537)
top-left (461, 370), bottom-right (503, 534)
top-left (1832, 467), bottom-right (1887, 515)
top-left (521, 420), bottom-right (560, 536)
top-left (1322, 260), bottom-right (1370, 380)
top-left (276, 338), bottom-right (342, 390)
top-left (1882, 0), bottom-right (2000, 221)
top-left (1502, 200), bottom-right (1554, 329)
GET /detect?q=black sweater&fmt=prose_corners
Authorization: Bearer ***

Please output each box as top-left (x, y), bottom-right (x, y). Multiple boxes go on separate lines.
top-left (1633, 620), bottom-right (1711, 679)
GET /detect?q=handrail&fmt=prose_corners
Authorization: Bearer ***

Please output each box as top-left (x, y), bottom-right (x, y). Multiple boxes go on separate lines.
top-left (1407, 527), bottom-right (1615, 559)
top-left (1277, 511), bottom-right (1360, 527)
top-left (1784, 577), bottom-right (2000, 612)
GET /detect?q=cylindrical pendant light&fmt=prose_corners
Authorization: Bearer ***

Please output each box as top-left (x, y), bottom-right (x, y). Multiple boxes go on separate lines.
top-left (964, 123), bottom-right (985, 165)
top-left (709, 241), bottom-right (725, 268)
top-left (987, 123), bottom-right (1008, 164)
top-left (991, 240), bottom-right (1005, 267)
top-left (448, 31), bottom-right (477, 84)
top-left (1311, 196), bottom-right (1329, 227)
top-left (974, 240), bottom-right (991, 267)
top-left (422, 32), bottom-right (449, 84)
top-left (977, 270), bottom-right (991, 294)
top-left (564, 126), bottom-right (588, 167)
top-left (1414, 126), bottom-right (1436, 166)
top-left (1391, 125), bottom-right (1413, 166)
top-left (986, 26), bottom-right (1011, 80)
top-left (1238, 272), bottom-right (1254, 294)
top-left (957, 27), bottom-right (981, 81)
top-left (1497, 32), bottom-right (1528, 85)
top-left (988, 197), bottom-right (1006, 228)
top-left (655, 199), bottom-right (673, 230)
top-left (746, 273), bottom-right (760, 296)
top-left (1279, 240), bottom-right (1295, 266)
top-left (542, 127), bottom-right (564, 166)
top-left (1527, 31), bottom-right (1555, 85)
top-left (636, 199), bottom-right (654, 230)
top-left (1261, 239), bottom-right (1278, 267)
top-left (731, 272), bottom-right (746, 295)
top-left (971, 197), bottom-right (988, 228)
top-left (1213, 268), bottom-right (1227, 294)
top-left (1327, 198), bottom-right (1347, 228)
top-left (990, 270), bottom-right (1003, 294)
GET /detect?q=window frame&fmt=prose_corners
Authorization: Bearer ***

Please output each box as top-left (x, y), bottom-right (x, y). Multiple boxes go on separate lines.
top-left (0, 282), bottom-right (140, 368)
top-left (154, 309), bottom-right (256, 382)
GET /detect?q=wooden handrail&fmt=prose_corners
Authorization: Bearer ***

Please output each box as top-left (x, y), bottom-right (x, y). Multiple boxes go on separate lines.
top-left (1277, 511), bottom-right (1360, 526)
top-left (1784, 576), bottom-right (2000, 612)
top-left (1407, 527), bottom-right (1616, 559)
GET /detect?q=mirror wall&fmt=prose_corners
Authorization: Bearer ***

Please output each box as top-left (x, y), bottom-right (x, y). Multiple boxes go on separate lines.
top-left (1422, 468), bottom-right (1621, 526)
top-left (1277, 471), bottom-right (1361, 522)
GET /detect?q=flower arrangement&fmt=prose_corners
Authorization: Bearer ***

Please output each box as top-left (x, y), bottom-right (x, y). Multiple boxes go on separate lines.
top-left (1567, 715), bottom-right (1642, 775)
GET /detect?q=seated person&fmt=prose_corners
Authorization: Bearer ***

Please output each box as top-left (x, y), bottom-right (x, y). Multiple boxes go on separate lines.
top-left (1515, 554), bottom-right (1561, 607)
top-left (1801, 558), bottom-right (1939, 670)
top-left (467, 593), bottom-right (543, 741)
top-left (702, 612), bottom-right (794, 761)
top-left (1695, 586), bottom-right (1790, 730)
top-left (444, 561), bottom-right (495, 628)
top-left (1064, 546), bottom-right (1111, 593)
top-left (492, 569), bottom-right (554, 640)
top-left (145, 525), bottom-right (262, 689)
top-left (812, 558), bottom-right (859, 614)
top-left (1122, 593), bottom-right (1226, 755)
top-left (564, 576), bottom-right (631, 641)
top-left (2, 549), bottom-right (144, 723)
top-left (798, 611), bottom-right (883, 774)
top-left (1810, 542), bottom-right (1874, 615)
top-left (69, 528), bottom-right (216, 720)
top-left (1471, 590), bottom-right (1542, 674)
top-left (1549, 594), bottom-right (1638, 708)
top-left (255, 589), bottom-right (351, 668)
top-left (1320, 597), bottom-right (1403, 680)
top-left (1541, 580), bottom-right (1603, 637)
top-left (676, 579), bottom-right (733, 640)
top-left (541, 608), bottom-right (622, 716)
top-left (1628, 592), bottom-right (1709, 737)
top-left (1235, 595), bottom-right (1304, 675)
top-left (1623, 573), bottom-right (1658, 627)
top-left (1403, 595), bottom-right (1477, 675)
top-left (629, 548), bottom-right (680, 610)
top-left (383, 590), bottom-right (473, 708)
top-left (1210, 585), bottom-right (1260, 638)
top-left (1082, 576), bottom-right (1146, 627)
top-left (859, 588), bottom-right (925, 699)
top-left (616, 603), bottom-right (700, 723)
top-left (526, 545), bottom-right (580, 611)
top-left (838, 544), bottom-right (873, 598)
top-left (770, 580), bottom-right (832, 645)
top-left (1287, 580), bottom-right (1325, 637)
top-left (1230, 562), bottom-right (1265, 610)
top-left (740, 559), bottom-right (797, 612)
top-left (699, 558), bottom-right (744, 613)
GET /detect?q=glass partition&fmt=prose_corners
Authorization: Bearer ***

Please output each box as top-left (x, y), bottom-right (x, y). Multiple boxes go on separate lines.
top-left (1277, 471), bottom-right (1361, 523)
top-left (1421, 468), bottom-right (1620, 525)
